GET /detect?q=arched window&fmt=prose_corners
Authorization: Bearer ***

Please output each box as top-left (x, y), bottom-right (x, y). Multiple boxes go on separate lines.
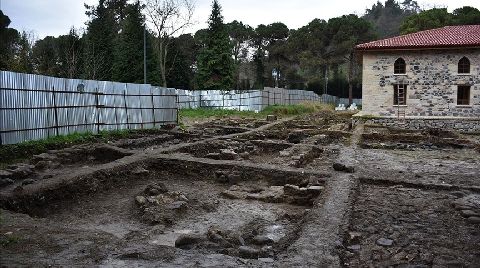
top-left (458, 57), bottom-right (470, 74)
top-left (394, 58), bottom-right (406, 74)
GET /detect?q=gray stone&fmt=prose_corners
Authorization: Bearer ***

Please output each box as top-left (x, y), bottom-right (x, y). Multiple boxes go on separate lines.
top-left (132, 167), bottom-right (149, 175)
top-left (347, 244), bottom-right (361, 251)
top-left (259, 258), bottom-right (275, 263)
top-left (175, 234), bottom-right (205, 249)
top-left (166, 201), bottom-right (188, 210)
top-left (0, 178), bottom-right (14, 187)
top-left (144, 183), bottom-right (168, 196)
top-left (306, 185), bottom-right (324, 195)
top-left (466, 216), bottom-right (480, 224)
top-left (238, 246), bottom-right (260, 259)
top-left (219, 149), bottom-right (238, 160)
top-left (0, 170), bottom-right (13, 179)
top-left (333, 163), bottom-right (355, 173)
top-left (266, 115), bottom-right (277, 122)
top-left (135, 196), bottom-right (147, 206)
top-left (21, 179), bottom-right (35, 186)
top-left (376, 238), bottom-right (394, 247)
top-left (283, 184), bottom-right (303, 196)
top-left (252, 235), bottom-right (274, 245)
top-left (461, 210), bottom-right (480, 217)
top-left (206, 153), bottom-right (222, 160)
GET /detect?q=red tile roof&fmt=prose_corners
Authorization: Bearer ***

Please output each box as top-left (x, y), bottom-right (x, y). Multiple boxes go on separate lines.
top-left (356, 25), bottom-right (480, 50)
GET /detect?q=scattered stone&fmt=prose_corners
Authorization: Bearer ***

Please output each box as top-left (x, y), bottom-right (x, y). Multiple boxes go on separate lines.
top-left (348, 232), bottom-right (362, 243)
top-left (306, 185), bottom-right (324, 195)
top-left (0, 170), bottom-right (13, 179)
top-left (333, 163), bottom-right (355, 173)
top-left (21, 179), bottom-right (35, 186)
top-left (174, 234), bottom-right (205, 249)
top-left (461, 210), bottom-right (480, 217)
top-left (222, 190), bottom-right (248, 200)
top-left (7, 164), bottom-right (36, 180)
top-left (238, 236), bottom-right (245, 246)
top-left (206, 153), bottom-right (222, 160)
top-left (376, 238), bottom-right (394, 247)
top-left (135, 196), bottom-right (147, 206)
top-left (0, 178), bottom-right (14, 187)
top-left (238, 246), bottom-right (260, 259)
top-left (219, 149), bottom-right (239, 160)
top-left (132, 167), bottom-right (149, 175)
top-left (239, 152), bottom-right (250, 159)
top-left (283, 184), bottom-right (304, 196)
top-left (466, 216), bottom-right (480, 224)
top-left (252, 235), bottom-right (274, 245)
top-left (165, 201), bottom-right (188, 210)
top-left (347, 244), bottom-right (361, 251)
top-left (266, 115), bottom-right (277, 122)
top-left (259, 258), bottom-right (275, 263)
top-left (287, 131), bottom-right (307, 144)
top-left (144, 183), bottom-right (168, 196)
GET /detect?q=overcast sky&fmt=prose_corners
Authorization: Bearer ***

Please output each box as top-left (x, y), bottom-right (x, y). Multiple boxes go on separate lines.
top-left (2, 0), bottom-right (479, 38)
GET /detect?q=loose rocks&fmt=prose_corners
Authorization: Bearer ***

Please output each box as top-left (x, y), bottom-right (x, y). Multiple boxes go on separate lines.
top-left (333, 162), bottom-right (355, 173)
top-left (376, 237), bottom-right (394, 247)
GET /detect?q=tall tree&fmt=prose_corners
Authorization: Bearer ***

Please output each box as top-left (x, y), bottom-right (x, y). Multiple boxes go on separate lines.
top-left (451, 6), bottom-right (480, 25)
top-left (400, 8), bottom-right (452, 34)
top-left (226, 20), bottom-right (254, 89)
top-left (143, 0), bottom-right (195, 87)
top-left (0, 10), bottom-right (20, 70)
top-left (32, 36), bottom-right (59, 76)
top-left (11, 31), bottom-right (35, 73)
top-left (57, 28), bottom-right (82, 78)
top-left (363, 0), bottom-right (420, 38)
top-left (166, 34), bottom-right (197, 89)
top-left (112, 1), bottom-right (148, 84)
top-left (83, 0), bottom-right (119, 80)
top-left (196, 0), bottom-right (235, 90)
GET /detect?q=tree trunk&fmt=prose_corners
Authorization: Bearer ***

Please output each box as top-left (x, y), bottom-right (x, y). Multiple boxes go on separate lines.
top-left (348, 51), bottom-right (354, 106)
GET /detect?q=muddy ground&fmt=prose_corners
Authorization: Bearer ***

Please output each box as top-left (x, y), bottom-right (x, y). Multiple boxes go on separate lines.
top-left (1, 112), bottom-right (479, 267)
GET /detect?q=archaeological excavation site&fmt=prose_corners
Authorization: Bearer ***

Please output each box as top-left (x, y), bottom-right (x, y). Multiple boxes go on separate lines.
top-left (1, 111), bottom-right (479, 267)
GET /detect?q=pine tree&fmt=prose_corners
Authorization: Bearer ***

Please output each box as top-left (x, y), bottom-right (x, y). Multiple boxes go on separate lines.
top-left (83, 0), bottom-right (119, 80)
top-left (196, 0), bottom-right (235, 90)
top-left (112, 2), bottom-right (145, 84)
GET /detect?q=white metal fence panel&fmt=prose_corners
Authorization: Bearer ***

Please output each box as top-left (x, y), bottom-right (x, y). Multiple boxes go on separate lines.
top-left (0, 71), bottom-right (177, 145)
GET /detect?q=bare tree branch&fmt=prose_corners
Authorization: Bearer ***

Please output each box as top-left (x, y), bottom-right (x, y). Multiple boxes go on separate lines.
top-left (142, 0), bottom-right (195, 87)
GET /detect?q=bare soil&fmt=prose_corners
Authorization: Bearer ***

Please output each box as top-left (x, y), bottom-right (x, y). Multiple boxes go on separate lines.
top-left (1, 112), bottom-right (479, 267)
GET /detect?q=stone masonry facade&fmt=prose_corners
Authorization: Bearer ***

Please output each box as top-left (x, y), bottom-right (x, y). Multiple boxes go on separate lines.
top-left (359, 48), bottom-right (480, 118)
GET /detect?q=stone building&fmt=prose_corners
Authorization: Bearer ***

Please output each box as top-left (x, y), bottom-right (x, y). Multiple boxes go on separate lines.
top-left (355, 25), bottom-right (480, 131)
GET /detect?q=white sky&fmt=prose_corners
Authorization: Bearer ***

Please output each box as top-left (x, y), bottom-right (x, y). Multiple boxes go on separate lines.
top-left (2, 0), bottom-right (479, 38)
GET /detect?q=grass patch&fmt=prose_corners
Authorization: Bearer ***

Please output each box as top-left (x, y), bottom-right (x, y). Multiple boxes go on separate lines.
top-left (179, 102), bottom-right (333, 120)
top-left (0, 128), bottom-right (169, 167)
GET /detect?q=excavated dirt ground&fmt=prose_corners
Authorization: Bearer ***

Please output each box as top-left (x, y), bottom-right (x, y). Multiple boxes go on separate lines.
top-left (1, 111), bottom-right (479, 267)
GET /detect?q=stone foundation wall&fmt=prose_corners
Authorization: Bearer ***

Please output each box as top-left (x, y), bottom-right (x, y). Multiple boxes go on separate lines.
top-left (354, 117), bottom-right (480, 133)
top-left (361, 48), bottom-right (480, 118)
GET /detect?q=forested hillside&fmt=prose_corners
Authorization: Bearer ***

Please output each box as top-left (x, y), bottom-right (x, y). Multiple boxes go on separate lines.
top-left (1, 0), bottom-right (479, 98)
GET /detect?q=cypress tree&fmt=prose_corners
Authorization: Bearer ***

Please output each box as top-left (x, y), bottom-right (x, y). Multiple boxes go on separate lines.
top-left (196, 0), bottom-right (235, 90)
top-left (112, 2), bottom-right (145, 83)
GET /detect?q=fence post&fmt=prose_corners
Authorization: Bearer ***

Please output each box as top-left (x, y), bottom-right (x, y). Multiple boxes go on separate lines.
top-left (151, 88), bottom-right (156, 128)
top-left (95, 87), bottom-right (101, 134)
top-left (123, 90), bottom-right (130, 130)
top-left (176, 92), bottom-right (179, 124)
top-left (51, 85), bottom-right (59, 137)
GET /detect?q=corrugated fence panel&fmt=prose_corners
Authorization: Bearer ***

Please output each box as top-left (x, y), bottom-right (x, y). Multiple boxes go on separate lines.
top-left (0, 71), bottom-right (180, 145)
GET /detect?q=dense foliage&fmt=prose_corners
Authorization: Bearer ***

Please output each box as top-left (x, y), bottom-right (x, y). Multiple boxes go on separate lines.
top-left (196, 0), bottom-right (235, 90)
top-left (1, 0), bottom-right (479, 98)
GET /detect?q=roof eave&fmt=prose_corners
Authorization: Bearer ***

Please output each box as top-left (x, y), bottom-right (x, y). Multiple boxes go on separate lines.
top-left (355, 44), bottom-right (480, 52)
